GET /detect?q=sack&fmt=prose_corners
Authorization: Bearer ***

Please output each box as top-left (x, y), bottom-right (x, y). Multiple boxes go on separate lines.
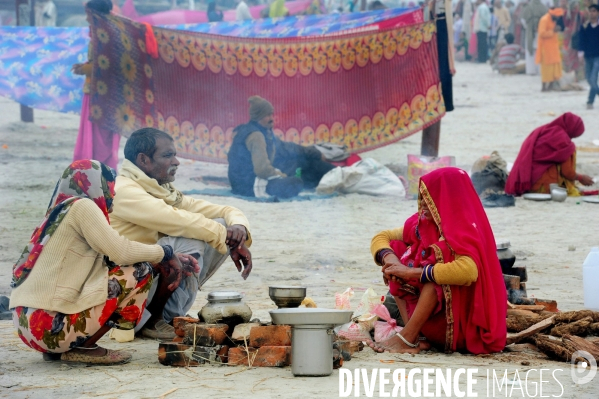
top-left (334, 321), bottom-right (373, 342)
top-left (316, 158), bottom-right (406, 197)
top-left (314, 143), bottom-right (350, 162)
top-left (406, 155), bottom-right (455, 199)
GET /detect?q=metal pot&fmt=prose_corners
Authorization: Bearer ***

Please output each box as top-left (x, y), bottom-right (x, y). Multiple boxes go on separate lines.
top-left (496, 240), bottom-right (516, 269)
top-left (269, 286), bottom-right (306, 308)
top-left (199, 291), bottom-right (252, 326)
top-left (551, 187), bottom-right (567, 202)
top-left (291, 325), bottom-right (335, 376)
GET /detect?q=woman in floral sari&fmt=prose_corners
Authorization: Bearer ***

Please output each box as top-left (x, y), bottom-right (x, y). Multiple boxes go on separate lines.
top-left (369, 167), bottom-right (506, 354)
top-left (10, 160), bottom-right (198, 365)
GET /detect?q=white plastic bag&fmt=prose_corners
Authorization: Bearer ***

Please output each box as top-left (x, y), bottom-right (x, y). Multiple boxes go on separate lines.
top-left (353, 288), bottom-right (384, 318)
top-left (335, 287), bottom-right (354, 310)
top-left (316, 158), bottom-right (405, 197)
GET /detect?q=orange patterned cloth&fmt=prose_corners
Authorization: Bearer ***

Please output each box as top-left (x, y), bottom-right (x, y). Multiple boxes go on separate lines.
top-left (89, 12), bottom-right (445, 163)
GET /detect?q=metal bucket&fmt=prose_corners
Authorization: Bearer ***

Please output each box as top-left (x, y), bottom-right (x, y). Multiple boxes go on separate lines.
top-left (291, 324), bottom-right (334, 376)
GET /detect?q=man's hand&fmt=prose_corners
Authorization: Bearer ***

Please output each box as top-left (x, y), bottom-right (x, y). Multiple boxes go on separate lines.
top-left (230, 244), bottom-right (252, 280)
top-left (155, 256), bottom-right (183, 291)
top-left (176, 253), bottom-right (200, 277)
top-left (226, 224), bottom-right (247, 249)
top-left (578, 174), bottom-right (594, 186)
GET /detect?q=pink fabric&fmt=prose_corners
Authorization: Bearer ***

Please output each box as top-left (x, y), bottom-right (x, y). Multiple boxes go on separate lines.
top-left (506, 112), bottom-right (584, 196)
top-left (73, 94), bottom-right (121, 170)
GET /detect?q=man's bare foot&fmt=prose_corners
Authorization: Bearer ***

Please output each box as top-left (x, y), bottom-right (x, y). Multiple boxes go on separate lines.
top-left (366, 334), bottom-right (421, 354)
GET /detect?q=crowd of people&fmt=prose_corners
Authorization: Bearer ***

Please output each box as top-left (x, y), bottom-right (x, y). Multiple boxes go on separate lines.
top-left (453, 0), bottom-right (599, 107)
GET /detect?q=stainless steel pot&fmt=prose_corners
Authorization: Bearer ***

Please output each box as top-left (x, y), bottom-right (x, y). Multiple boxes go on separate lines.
top-left (199, 291), bottom-right (252, 325)
top-left (269, 286), bottom-right (306, 308)
top-left (291, 325), bottom-right (335, 376)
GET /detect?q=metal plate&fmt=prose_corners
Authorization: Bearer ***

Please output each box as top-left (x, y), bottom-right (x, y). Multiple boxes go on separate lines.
top-left (582, 197), bottom-right (599, 204)
top-left (270, 308), bottom-right (353, 326)
top-left (523, 193), bottom-right (552, 201)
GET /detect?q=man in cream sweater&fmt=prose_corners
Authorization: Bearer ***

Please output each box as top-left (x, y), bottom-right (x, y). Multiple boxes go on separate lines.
top-left (111, 128), bottom-right (252, 339)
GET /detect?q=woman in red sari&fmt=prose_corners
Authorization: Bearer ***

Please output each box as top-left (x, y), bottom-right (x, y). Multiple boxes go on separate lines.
top-left (505, 112), bottom-right (594, 196)
top-left (370, 167), bottom-right (506, 354)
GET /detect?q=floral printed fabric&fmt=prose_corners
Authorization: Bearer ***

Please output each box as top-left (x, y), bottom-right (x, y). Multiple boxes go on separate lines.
top-left (11, 160), bottom-right (115, 288)
top-left (13, 264), bottom-right (153, 353)
top-left (0, 8), bottom-right (417, 115)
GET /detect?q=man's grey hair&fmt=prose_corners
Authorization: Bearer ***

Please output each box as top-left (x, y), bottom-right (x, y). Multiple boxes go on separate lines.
top-left (124, 128), bottom-right (173, 163)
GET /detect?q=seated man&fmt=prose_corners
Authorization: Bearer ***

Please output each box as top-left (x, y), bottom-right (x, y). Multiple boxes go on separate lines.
top-left (110, 128), bottom-right (253, 339)
top-left (228, 96), bottom-right (335, 199)
top-left (497, 33), bottom-right (526, 74)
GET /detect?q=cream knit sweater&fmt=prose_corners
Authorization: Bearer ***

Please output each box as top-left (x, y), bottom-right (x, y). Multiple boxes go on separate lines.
top-left (10, 199), bottom-right (164, 314)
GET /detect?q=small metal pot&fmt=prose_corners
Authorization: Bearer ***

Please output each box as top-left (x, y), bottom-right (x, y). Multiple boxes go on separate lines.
top-left (551, 187), bottom-right (567, 202)
top-left (269, 286), bottom-right (307, 308)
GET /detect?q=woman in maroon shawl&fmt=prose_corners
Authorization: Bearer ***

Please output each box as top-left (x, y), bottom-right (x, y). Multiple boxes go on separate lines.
top-left (505, 112), bottom-right (593, 196)
top-left (370, 167), bottom-right (506, 354)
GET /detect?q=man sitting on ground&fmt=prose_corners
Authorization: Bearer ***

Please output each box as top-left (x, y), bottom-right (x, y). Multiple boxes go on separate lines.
top-left (497, 33), bottom-right (525, 74)
top-left (228, 96), bottom-right (335, 199)
top-left (110, 128), bottom-right (253, 340)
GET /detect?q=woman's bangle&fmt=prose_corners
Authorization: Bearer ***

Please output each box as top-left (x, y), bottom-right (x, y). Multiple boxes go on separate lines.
top-left (377, 249), bottom-right (394, 265)
top-left (161, 245), bottom-right (174, 263)
top-left (419, 264), bottom-right (436, 284)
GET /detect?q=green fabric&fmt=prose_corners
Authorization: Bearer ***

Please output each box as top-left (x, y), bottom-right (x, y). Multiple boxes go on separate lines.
top-left (269, 0), bottom-right (288, 18)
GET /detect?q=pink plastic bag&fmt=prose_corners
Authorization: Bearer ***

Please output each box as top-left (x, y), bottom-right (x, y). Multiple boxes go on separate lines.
top-left (372, 304), bottom-right (403, 342)
top-left (334, 321), bottom-right (372, 342)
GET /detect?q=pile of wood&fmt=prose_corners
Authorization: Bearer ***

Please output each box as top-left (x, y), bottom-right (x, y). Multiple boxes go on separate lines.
top-left (506, 303), bottom-right (599, 363)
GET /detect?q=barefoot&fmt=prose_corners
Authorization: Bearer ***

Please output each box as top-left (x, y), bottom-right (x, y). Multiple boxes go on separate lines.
top-left (367, 335), bottom-right (421, 354)
top-left (419, 338), bottom-right (431, 351)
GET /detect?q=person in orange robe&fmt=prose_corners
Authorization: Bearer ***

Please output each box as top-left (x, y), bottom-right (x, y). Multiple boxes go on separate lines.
top-left (536, 8), bottom-right (565, 91)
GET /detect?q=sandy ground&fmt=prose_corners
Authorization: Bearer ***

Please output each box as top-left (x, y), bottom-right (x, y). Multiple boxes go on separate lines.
top-left (1, 61), bottom-right (599, 398)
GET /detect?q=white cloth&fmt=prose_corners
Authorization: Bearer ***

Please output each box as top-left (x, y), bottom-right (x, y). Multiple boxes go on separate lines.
top-left (35, 0), bottom-right (56, 27)
top-left (525, 33), bottom-right (539, 75)
top-left (463, 0), bottom-right (473, 38)
top-left (236, 1), bottom-right (253, 20)
top-left (474, 2), bottom-right (491, 33)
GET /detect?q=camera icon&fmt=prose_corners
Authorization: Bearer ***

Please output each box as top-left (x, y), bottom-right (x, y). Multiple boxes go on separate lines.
top-left (570, 350), bottom-right (597, 385)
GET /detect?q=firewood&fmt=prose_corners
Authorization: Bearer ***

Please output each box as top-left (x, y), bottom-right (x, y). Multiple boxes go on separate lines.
top-left (533, 299), bottom-right (558, 313)
top-left (550, 317), bottom-right (593, 337)
top-left (562, 335), bottom-right (599, 360)
top-left (503, 343), bottom-right (548, 358)
top-left (506, 316), bottom-right (556, 345)
top-left (554, 310), bottom-right (599, 324)
top-left (589, 322), bottom-right (599, 335)
top-left (507, 313), bottom-right (553, 332)
top-left (513, 305), bottom-right (545, 312)
top-left (507, 309), bottom-right (538, 318)
top-left (534, 334), bottom-right (575, 362)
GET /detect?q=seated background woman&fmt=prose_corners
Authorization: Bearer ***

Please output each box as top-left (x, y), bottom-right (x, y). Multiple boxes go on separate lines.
top-left (370, 168), bottom-right (506, 354)
top-left (10, 160), bottom-right (198, 365)
top-left (506, 112), bottom-right (594, 196)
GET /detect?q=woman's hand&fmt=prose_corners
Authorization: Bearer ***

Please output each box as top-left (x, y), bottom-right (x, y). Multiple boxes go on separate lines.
top-left (71, 63), bottom-right (84, 75)
top-left (578, 174), bottom-right (594, 186)
top-left (382, 253), bottom-right (422, 283)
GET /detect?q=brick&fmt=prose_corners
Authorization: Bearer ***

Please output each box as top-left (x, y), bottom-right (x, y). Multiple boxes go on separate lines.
top-left (249, 325), bottom-right (291, 347)
top-left (184, 323), bottom-right (229, 346)
top-left (228, 346), bottom-right (291, 367)
top-left (231, 323), bottom-right (261, 341)
top-left (173, 316), bottom-right (200, 337)
top-left (158, 342), bottom-right (229, 367)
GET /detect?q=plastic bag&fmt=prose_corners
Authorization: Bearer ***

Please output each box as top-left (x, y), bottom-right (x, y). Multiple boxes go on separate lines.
top-left (354, 288), bottom-right (384, 318)
top-left (316, 158), bottom-right (405, 197)
top-left (334, 321), bottom-right (372, 342)
top-left (372, 304), bottom-right (403, 342)
top-left (335, 287), bottom-right (354, 310)
top-left (406, 155), bottom-right (455, 199)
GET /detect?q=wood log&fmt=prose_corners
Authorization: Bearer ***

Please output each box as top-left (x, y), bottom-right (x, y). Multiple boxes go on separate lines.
top-left (554, 310), bottom-right (599, 324)
top-left (563, 335), bottom-right (599, 360)
top-left (506, 316), bottom-right (556, 345)
top-left (589, 323), bottom-right (599, 335)
top-left (507, 309), bottom-right (538, 318)
top-left (507, 313), bottom-right (554, 332)
top-left (534, 334), bottom-right (575, 362)
top-left (533, 299), bottom-right (558, 313)
top-left (550, 317), bottom-right (593, 337)
top-left (513, 305), bottom-right (545, 312)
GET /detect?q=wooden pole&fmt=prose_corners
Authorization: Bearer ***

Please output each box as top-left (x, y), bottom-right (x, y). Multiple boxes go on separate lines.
top-left (420, 121), bottom-right (440, 156)
top-left (16, 0), bottom-right (35, 123)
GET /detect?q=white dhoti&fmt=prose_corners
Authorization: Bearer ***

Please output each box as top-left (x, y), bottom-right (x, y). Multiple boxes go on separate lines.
top-left (525, 35), bottom-right (539, 75)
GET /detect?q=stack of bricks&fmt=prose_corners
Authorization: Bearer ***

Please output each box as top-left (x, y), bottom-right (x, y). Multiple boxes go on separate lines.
top-left (228, 325), bottom-right (292, 367)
